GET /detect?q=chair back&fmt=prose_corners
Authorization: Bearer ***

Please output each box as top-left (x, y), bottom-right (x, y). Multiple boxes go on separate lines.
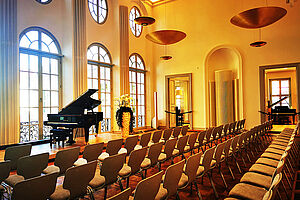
top-left (271, 160), bottom-right (285, 183)
top-left (202, 146), bottom-right (216, 173)
top-left (148, 142), bottom-right (164, 166)
top-left (12, 172), bottom-right (59, 200)
top-left (197, 131), bottom-right (206, 146)
top-left (269, 173), bottom-right (282, 196)
top-left (17, 153), bottom-right (49, 179)
top-left (151, 130), bottom-right (162, 143)
top-left (230, 135), bottom-right (239, 153)
top-left (229, 122), bottom-right (235, 134)
top-left (106, 138), bottom-right (124, 155)
top-left (181, 125), bottom-right (189, 136)
top-left (184, 152), bottom-right (202, 185)
top-left (128, 147), bottom-right (148, 174)
top-left (205, 127), bottom-right (214, 142)
top-left (124, 135), bottom-right (139, 155)
top-left (211, 127), bottom-right (218, 140)
top-left (223, 138), bottom-right (233, 158)
top-left (176, 135), bottom-right (189, 153)
top-left (237, 132), bottom-right (245, 149)
top-left (216, 125), bottom-right (224, 139)
top-left (140, 132), bottom-right (152, 147)
top-left (236, 120), bottom-right (241, 131)
top-left (133, 171), bottom-right (164, 200)
top-left (214, 142), bottom-right (226, 164)
top-left (107, 188), bottom-right (131, 200)
top-left (187, 132), bottom-right (198, 149)
top-left (0, 161), bottom-right (11, 182)
top-left (83, 143), bottom-right (104, 162)
top-left (101, 153), bottom-right (126, 185)
top-left (223, 124), bottom-right (230, 136)
top-left (162, 129), bottom-right (172, 141)
top-left (54, 146), bottom-right (80, 175)
top-left (163, 138), bottom-right (177, 159)
top-left (4, 144), bottom-right (32, 170)
top-left (172, 127), bottom-right (182, 138)
top-left (64, 161), bottom-right (97, 199)
top-left (163, 160), bottom-right (185, 198)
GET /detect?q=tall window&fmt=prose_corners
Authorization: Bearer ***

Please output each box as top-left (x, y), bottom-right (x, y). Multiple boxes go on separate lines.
top-left (270, 79), bottom-right (291, 107)
top-left (88, 0), bottom-right (108, 24)
top-left (129, 53), bottom-right (146, 128)
top-left (87, 43), bottom-right (112, 132)
top-left (129, 6), bottom-right (142, 37)
top-left (19, 27), bottom-right (62, 142)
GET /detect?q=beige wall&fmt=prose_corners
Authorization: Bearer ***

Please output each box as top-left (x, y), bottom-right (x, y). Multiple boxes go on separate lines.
top-left (152, 0), bottom-right (300, 129)
top-left (266, 69), bottom-right (298, 109)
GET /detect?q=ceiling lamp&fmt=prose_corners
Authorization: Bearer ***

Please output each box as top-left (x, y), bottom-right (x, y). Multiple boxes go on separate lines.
top-left (230, 6), bottom-right (287, 29)
top-left (160, 55), bottom-right (172, 60)
top-left (134, 16), bottom-right (155, 26)
top-left (250, 41), bottom-right (267, 47)
top-left (146, 30), bottom-right (186, 45)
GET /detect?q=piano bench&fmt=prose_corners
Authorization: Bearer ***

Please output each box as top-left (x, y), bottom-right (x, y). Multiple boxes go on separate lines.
top-left (50, 129), bottom-right (72, 148)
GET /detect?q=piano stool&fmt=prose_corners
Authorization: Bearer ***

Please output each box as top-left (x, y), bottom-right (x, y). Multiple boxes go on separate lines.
top-left (50, 129), bottom-right (73, 148)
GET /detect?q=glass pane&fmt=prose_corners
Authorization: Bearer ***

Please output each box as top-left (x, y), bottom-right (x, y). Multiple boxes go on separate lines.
top-left (43, 91), bottom-right (50, 107)
top-left (30, 90), bottom-right (39, 107)
top-left (100, 67), bottom-right (105, 79)
top-left (43, 74), bottom-right (50, 90)
top-left (141, 73), bottom-right (144, 83)
top-left (281, 80), bottom-right (289, 88)
top-left (51, 59), bottom-right (58, 75)
top-left (26, 31), bottom-right (38, 43)
top-left (272, 96), bottom-right (280, 107)
top-left (51, 107), bottom-right (58, 114)
top-left (20, 53), bottom-right (28, 71)
top-left (43, 108), bottom-right (50, 121)
top-left (20, 72), bottom-right (29, 89)
top-left (93, 79), bottom-right (98, 89)
top-left (42, 57), bottom-right (50, 74)
top-left (92, 65), bottom-right (98, 79)
top-left (49, 42), bottom-right (58, 54)
top-left (30, 108), bottom-right (39, 122)
top-left (51, 91), bottom-right (59, 107)
top-left (106, 107), bottom-right (111, 118)
top-left (87, 65), bottom-right (92, 78)
top-left (29, 55), bottom-right (38, 72)
top-left (281, 87), bottom-right (289, 95)
top-left (41, 42), bottom-right (50, 52)
top-left (30, 73), bottom-right (38, 89)
top-left (30, 41), bottom-right (39, 50)
top-left (19, 36), bottom-right (31, 48)
top-left (51, 75), bottom-right (58, 90)
top-left (105, 67), bottom-right (110, 79)
top-left (105, 80), bottom-right (110, 92)
top-left (20, 90), bottom-right (29, 108)
top-left (106, 94), bottom-right (110, 105)
top-left (140, 84), bottom-right (144, 94)
top-left (100, 80), bottom-right (105, 92)
top-left (20, 108), bottom-right (29, 122)
top-left (88, 79), bottom-right (92, 89)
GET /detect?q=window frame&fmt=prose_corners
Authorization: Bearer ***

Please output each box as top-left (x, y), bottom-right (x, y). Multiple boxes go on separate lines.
top-left (269, 78), bottom-right (291, 107)
top-left (19, 26), bottom-right (62, 142)
top-left (87, 43), bottom-right (113, 133)
top-left (129, 6), bottom-right (143, 38)
top-left (87, 0), bottom-right (108, 25)
top-left (129, 53), bottom-right (147, 128)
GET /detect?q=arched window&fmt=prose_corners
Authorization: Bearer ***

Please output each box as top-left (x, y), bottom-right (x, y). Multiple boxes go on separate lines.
top-left (19, 27), bottom-right (62, 142)
top-left (129, 53), bottom-right (146, 128)
top-left (36, 0), bottom-right (52, 4)
top-left (129, 6), bottom-right (142, 37)
top-left (88, 0), bottom-right (108, 24)
top-left (87, 43), bottom-right (112, 132)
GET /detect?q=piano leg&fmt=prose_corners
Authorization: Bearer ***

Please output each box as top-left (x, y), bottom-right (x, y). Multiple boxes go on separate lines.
top-left (84, 127), bottom-right (89, 144)
top-left (66, 129), bottom-right (75, 144)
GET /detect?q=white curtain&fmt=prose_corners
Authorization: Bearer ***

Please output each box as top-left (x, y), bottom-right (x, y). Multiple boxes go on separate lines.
top-left (0, 0), bottom-right (19, 145)
top-left (119, 6), bottom-right (130, 95)
top-left (73, 0), bottom-right (87, 98)
top-left (73, 0), bottom-right (87, 137)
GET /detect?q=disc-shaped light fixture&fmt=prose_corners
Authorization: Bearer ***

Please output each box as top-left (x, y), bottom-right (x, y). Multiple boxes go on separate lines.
top-left (160, 55), bottom-right (172, 60)
top-left (134, 16), bottom-right (155, 26)
top-left (230, 6), bottom-right (287, 29)
top-left (250, 41), bottom-right (267, 47)
top-left (146, 30), bottom-right (186, 45)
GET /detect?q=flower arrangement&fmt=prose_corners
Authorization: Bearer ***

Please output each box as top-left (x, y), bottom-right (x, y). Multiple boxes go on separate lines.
top-left (115, 94), bottom-right (135, 135)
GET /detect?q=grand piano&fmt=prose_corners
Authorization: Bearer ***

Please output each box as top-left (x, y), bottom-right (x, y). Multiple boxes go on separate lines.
top-left (44, 89), bottom-right (103, 143)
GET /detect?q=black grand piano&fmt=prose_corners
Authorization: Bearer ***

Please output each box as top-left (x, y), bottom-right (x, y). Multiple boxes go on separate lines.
top-left (44, 89), bottom-right (103, 144)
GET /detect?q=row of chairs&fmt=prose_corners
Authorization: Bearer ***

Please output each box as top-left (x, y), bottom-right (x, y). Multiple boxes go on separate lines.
top-left (226, 124), bottom-right (299, 200)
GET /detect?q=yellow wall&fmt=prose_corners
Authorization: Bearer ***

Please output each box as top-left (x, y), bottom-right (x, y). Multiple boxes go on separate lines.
top-left (152, 0), bottom-right (300, 129)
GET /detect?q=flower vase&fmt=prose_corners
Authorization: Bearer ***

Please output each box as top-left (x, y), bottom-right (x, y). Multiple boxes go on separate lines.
top-left (121, 112), bottom-right (130, 138)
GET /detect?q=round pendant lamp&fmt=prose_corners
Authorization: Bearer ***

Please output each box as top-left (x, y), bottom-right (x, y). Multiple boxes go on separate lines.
top-left (160, 55), bottom-right (172, 60)
top-left (146, 30), bottom-right (186, 45)
top-left (230, 6), bottom-right (287, 29)
top-left (134, 16), bottom-right (155, 26)
top-left (250, 41), bottom-right (267, 47)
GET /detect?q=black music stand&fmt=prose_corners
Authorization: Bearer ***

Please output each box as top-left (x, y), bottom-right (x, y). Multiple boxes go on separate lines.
top-left (166, 107), bottom-right (192, 126)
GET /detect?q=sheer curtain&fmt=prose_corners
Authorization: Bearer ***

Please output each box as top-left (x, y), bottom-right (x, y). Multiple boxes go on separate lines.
top-left (0, 0), bottom-right (19, 145)
top-left (73, 0), bottom-right (87, 98)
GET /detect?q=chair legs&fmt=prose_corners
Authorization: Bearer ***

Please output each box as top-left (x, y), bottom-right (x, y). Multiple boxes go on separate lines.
top-left (218, 165), bottom-right (228, 188)
top-left (194, 182), bottom-right (203, 200)
top-left (208, 172), bottom-right (219, 199)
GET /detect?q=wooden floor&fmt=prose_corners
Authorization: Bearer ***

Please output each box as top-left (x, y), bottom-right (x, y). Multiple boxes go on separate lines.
top-left (0, 132), bottom-right (127, 161)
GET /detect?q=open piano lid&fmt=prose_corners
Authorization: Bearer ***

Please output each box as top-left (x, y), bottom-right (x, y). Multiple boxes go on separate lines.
top-left (59, 89), bottom-right (101, 115)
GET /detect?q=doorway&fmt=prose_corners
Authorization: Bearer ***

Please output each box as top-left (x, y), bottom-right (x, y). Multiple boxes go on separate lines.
top-left (165, 73), bottom-right (193, 128)
top-left (259, 63), bottom-right (300, 125)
